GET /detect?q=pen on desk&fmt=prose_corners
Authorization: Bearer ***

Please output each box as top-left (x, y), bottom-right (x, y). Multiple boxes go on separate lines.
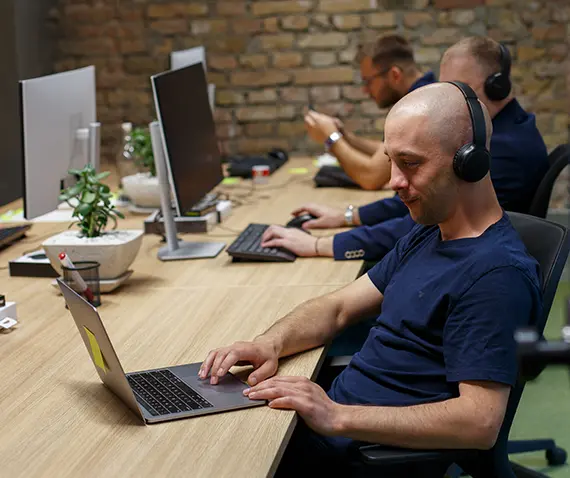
top-left (58, 252), bottom-right (95, 303)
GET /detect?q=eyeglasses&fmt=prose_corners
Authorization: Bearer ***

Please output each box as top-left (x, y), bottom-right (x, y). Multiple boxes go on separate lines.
top-left (361, 66), bottom-right (394, 86)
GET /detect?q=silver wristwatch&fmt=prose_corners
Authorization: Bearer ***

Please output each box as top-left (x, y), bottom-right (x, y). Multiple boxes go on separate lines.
top-left (344, 204), bottom-right (355, 226)
top-left (324, 131), bottom-right (343, 152)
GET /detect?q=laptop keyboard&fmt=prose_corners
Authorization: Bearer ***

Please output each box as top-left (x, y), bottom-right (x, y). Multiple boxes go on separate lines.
top-left (127, 369), bottom-right (213, 416)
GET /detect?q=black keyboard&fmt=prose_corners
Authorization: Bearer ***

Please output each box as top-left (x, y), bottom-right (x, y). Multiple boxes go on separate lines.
top-left (227, 223), bottom-right (296, 262)
top-left (0, 225), bottom-right (31, 249)
top-left (127, 369), bottom-right (213, 416)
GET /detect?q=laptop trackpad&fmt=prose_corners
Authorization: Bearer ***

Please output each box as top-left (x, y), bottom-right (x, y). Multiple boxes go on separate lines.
top-left (169, 364), bottom-right (258, 407)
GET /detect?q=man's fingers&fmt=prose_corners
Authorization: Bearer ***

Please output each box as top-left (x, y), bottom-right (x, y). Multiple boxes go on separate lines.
top-left (199, 350), bottom-right (219, 379)
top-left (291, 205), bottom-right (310, 216)
top-left (216, 350), bottom-right (241, 379)
top-left (246, 375), bottom-right (308, 393)
top-left (267, 396), bottom-right (305, 411)
top-left (261, 225), bottom-right (286, 242)
top-left (261, 238), bottom-right (287, 249)
top-left (210, 350), bottom-right (232, 384)
top-left (261, 226), bottom-right (279, 242)
top-left (302, 219), bottom-right (321, 230)
top-left (248, 360), bottom-right (277, 386)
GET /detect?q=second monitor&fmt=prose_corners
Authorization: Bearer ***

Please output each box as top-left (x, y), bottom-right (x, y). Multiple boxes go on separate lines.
top-left (151, 63), bottom-right (223, 218)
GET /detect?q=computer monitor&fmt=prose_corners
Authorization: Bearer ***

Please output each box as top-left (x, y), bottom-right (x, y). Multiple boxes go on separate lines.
top-left (19, 66), bottom-right (96, 219)
top-left (169, 46), bottom-right (215, 111)
top-left (151, 63), bottom-right (223, 217)
top-left (170, 46), bottom-right (207, 72)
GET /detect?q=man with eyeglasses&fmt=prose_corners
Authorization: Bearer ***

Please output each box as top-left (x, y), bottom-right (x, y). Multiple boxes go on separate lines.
top-left (305, 34), bottom-right (435, 190)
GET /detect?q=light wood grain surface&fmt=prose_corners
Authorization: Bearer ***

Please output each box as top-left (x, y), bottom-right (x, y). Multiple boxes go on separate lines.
top-left (0, 158), bottom-right (392, 478)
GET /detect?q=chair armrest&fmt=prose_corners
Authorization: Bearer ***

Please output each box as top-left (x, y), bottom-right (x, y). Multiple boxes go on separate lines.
top-left (358, 444), bottom-right (477, 466)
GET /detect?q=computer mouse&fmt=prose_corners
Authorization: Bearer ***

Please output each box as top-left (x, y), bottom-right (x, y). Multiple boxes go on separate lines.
top-left (286, 214), bottom-right (317, 229)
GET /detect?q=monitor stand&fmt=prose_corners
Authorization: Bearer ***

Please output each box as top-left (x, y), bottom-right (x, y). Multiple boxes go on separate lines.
top-left (149, 121), bottom-right (225, 261)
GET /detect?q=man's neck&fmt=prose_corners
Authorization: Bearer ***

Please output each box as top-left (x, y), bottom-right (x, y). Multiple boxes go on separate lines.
top-left (483, 94), bottom-right (513, 119)
top-left (438, 180), bottom-right (504, 241)
top-left (401, 70), bottom-right (424, 94)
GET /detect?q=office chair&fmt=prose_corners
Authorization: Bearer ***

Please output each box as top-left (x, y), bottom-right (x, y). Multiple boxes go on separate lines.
top-left (528, 144), bottom-right (569, 219)
top-left (355, 212), bottom-right (570, 478)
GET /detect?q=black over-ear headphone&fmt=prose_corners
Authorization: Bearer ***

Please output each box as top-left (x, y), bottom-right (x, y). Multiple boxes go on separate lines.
top-left (447, 81), bottom-right (491, 183)
top-left (484, 43), bottom-right (512, 101)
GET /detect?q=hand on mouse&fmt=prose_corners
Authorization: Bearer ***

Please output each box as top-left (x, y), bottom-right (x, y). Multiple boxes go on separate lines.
top-left (291, 203), bottom-right (346, 230)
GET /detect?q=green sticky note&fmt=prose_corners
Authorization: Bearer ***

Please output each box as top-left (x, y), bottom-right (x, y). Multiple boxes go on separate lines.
top-left (84, 326), bottom-right (107, 374)
top-left (222, 177), bottom-right (240, 185)
top-left (289, 167), bottom-right (309, 175)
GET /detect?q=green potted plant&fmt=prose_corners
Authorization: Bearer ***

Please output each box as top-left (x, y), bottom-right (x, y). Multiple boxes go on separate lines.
top-left (121, 125), bottom-right (162, 210)
top-left (42, 164), bottom-right (144, 281)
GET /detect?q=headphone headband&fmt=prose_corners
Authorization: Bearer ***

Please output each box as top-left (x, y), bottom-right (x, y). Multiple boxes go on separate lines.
top-left (498, 42), bottom-right (511, 77)
top-left (446, 81), bottom-right (487, 150)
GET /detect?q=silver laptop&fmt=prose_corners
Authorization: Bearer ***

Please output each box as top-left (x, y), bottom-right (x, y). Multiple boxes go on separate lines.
top-left (58, 279), bottom-right (264, 424)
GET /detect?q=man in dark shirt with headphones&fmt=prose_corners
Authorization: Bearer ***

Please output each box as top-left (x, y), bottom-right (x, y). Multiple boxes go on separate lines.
top-left (263, 37), bottom-right (549, 263)
top-left (201, 83), bottom-right (542, 477)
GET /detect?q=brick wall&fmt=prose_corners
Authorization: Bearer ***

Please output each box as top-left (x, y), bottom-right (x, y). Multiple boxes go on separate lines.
top-left (51, 0), bottom-right (568, 205)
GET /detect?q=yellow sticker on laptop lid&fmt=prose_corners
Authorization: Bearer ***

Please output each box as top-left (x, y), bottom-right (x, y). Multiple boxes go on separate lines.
top-left (84, 326), bottom-right (107, 373)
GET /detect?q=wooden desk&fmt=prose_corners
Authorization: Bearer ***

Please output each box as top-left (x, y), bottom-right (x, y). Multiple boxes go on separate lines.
top-left (0, 158), bottom-right (391, 477)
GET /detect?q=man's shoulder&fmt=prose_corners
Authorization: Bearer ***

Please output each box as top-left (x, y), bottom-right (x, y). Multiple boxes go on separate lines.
top-left (491, 99), bottom-right (547, 161)
top-left (467, 218), bottom-right (541, 292)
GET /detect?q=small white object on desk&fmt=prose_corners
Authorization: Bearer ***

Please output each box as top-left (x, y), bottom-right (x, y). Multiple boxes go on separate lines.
top-left (316, 153), bottom-right (339, 168)
top-left (0, 302), bottom-right (18, 330)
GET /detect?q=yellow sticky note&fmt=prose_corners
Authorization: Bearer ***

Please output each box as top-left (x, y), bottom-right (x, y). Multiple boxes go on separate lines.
top-left (222, 177), bottom-right (240, 185)
top-left (289, 167), bottom-right (309, 175)
top-left (0, 208), bottom-right (23, 221)
top-left (84, 326), bottom-right (107, 373)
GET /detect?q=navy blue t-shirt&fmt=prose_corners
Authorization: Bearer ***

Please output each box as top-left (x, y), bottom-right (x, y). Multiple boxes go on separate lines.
top-left (329, 213), bottom-right (542, 407)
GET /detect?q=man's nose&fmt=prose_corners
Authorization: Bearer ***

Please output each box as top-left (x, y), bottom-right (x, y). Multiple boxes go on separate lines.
top-left (389, 165), bottom-right (408, 191)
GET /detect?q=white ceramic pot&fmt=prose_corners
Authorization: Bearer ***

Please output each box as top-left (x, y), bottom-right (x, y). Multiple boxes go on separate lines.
top-left (122, 172), bottom-right (161, 208)
top-left (42, 229), bottom-right (143, 280)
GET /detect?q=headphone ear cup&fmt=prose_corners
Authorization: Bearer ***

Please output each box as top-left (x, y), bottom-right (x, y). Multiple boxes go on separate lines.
top-left (453, 144), bottom-right (471, 180)
top-left (453, 143), bottom-right (491, 183)
top-left (485, 73), bottom-right (511, 101)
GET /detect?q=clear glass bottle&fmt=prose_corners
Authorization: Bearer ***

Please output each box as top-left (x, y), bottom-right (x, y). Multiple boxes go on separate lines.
top-left (117, 122), bottom-right (138, 178)
top-left (116, 122), bottom-right (140, 202)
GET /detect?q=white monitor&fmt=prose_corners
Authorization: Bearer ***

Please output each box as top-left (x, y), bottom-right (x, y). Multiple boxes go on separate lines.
top-left (169, 46), bottom-right (215, 111)
top-left (170, 46), bottom-right (207, 72)
top-left (20, 66), bottom-right (96, 219)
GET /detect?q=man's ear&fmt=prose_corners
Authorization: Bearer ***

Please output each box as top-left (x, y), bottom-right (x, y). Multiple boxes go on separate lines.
top-left (388, 66), bottom-right (402, 83)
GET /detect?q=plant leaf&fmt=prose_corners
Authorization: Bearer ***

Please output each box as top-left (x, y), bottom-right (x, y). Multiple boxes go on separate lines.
top-left (76, 203), bottom-right (93, 217)
top-left (82, 192), bottom-right (97, 204)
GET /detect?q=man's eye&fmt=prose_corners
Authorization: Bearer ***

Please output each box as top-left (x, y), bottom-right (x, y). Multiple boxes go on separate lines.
top-left (403, 162), bottom-right (419, 168)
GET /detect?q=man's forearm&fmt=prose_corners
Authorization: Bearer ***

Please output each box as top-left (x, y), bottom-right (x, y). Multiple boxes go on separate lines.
top-left (335, 397), bottom-right (498, 450)
top-left (330, 139), bottom-right (390, 190)
top-left (343, 131), bottom-right (382, 156)
top-left (257, 295), bottom-right (342, 359)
